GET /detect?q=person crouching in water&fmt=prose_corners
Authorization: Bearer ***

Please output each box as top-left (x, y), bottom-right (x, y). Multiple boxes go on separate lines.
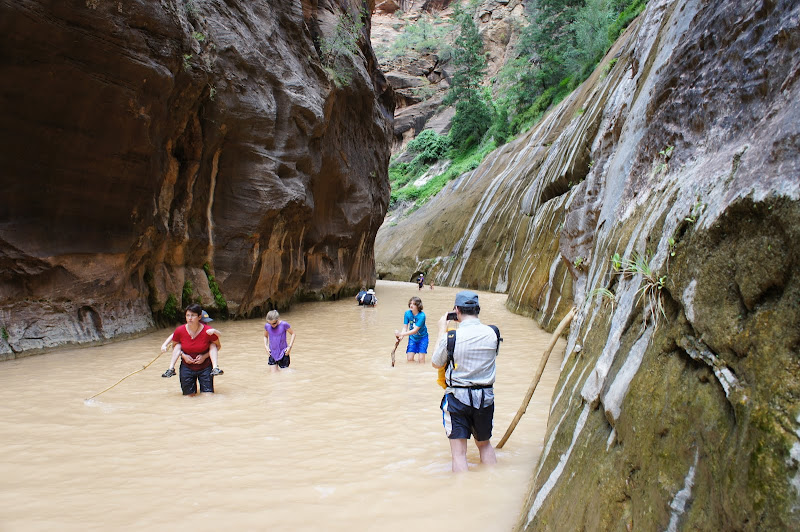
top-left (355, 286), bottom-right (367, 305)
top-left (395, 296), bottom-right (428, 363)
top-left (264, 310), bottom-right (296, 372)
top-left (360, 288), bottom-right (377, 306)
top-left (431, 291), bottom-right (499, 472)
top-left (168, 304), bottom-right (220, 395)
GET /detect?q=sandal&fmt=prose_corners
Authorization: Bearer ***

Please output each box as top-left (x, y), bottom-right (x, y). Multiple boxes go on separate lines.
top-left (161, 368), bottom-right (176, 378)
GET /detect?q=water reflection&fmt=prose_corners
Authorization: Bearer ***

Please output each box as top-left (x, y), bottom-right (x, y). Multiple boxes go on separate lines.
top-left (0, 280), bottom-right (565, 531)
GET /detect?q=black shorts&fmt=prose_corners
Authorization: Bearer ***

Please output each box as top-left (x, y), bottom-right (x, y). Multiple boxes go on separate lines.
top-left (440, 393), bottom-right (494, 441)
top-left (268, 354), bottom-right (291, 368)
top-left (179, 363), bottom-right (214, 395)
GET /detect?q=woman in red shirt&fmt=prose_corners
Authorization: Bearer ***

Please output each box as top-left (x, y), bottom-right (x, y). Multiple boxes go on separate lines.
top-left (171, 304), bottom-right (221, 395)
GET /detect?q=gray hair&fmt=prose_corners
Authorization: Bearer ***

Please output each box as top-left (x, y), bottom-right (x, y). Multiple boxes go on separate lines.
top-left (266, 310), bottom-right (280, 321)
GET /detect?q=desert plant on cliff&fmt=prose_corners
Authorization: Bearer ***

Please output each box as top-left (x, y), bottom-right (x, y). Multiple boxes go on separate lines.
top-left (184, 1), bottom-right (198, 18)
top-left (1, 327), bottom-right (8, 341)
top-left (589, 287), bottom-right (617, 314)
top-left (163, 294), bottom-right (179, 322)
top-left (611, 252), bottom-right (622, 271)
top-left (182, 280), bottom-right (195, 307)
top-left (203, 263), bottom-right (228, 314)
top-left (653, 145), bottom-right (674, 174)
top-left (622, 251), bottom-right (667, 330)
top-left (685, 198), bottom-right (706, 223)
top-left (318, 9), bottom-right (365, 86)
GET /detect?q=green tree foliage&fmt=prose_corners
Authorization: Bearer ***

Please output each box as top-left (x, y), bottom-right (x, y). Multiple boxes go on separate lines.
top-left (446, 2), bottom-right (492, 151)
top-left (377, 16), bottom-right (452, 61)
top-left (501, 0), bottom-right (647, 132)
top-left (389, 0), bottom-right (647, 211)
top-left (407, 129), bottom-right (451, 163)
top-left (608, 0), bottom-right (648, 41)
top-left (566, 0), bottom-right (615, 80)
top-left (450, 96), bottom-right (492, 150)
top-left (445, 2), bottom-right (487, 105)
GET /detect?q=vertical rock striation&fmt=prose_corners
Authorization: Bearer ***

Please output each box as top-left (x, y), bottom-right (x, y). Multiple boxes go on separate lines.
top-left (376, 0), bottom-right (800, 527)
top-left (0, 0), bottom-right (393, 357)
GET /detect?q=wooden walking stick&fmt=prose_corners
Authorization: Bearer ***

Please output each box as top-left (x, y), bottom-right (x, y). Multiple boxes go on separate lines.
top-left (496, 306), bottom-right (576, 449)
top-left (390, 336), bottom-right (401, 367)
top-left (85, 351), bottom-right (165, 401)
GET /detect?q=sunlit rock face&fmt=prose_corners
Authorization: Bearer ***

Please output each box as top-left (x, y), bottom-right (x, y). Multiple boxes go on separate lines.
top-left (0, 0), bottom-right (393, 357)
top-left (376, 0), bottom-right (800, 527)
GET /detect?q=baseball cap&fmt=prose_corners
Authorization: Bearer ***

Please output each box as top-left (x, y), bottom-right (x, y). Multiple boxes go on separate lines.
top-left (200, 310), bottom-right (213, 323)
top-left (454, 290), bottom-right (479, 308)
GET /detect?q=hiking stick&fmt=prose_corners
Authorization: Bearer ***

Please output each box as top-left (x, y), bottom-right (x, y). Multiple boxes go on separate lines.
top-left (85, 350), bottom-right (165, 401)
top-left (390, 337), bottom-right (401, 367)
top-left (496, 307), bottom-right (576, 449)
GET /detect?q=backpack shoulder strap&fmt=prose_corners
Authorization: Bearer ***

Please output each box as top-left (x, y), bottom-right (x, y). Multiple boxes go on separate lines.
top-left (446, 329), bottom-right (457, 386)
top-left (488, 325), bottom-right (502, 355)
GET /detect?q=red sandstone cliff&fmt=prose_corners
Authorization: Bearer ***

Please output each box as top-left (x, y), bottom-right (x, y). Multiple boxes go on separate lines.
top-left (0, 0), bottom-right (394, 356)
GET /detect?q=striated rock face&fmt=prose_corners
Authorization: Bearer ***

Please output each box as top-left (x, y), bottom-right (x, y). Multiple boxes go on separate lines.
top-left (376, 0), bottom-right (800, 527)
top-left (0, 0), bottom-right (393, 357)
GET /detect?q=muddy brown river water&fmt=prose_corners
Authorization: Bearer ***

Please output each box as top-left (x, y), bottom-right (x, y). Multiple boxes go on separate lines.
top-left (0, 280), bottom-right (565, 531)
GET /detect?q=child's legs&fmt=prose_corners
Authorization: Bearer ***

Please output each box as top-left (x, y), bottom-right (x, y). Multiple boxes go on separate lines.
top-left (407, 336), bottom-right (425, 362)
top-left (169, 344), bottom-right (182, 369)
top-left (416, 336), bottom-right (429, 364)
top-left (209, 343), bottom-right (219, 367)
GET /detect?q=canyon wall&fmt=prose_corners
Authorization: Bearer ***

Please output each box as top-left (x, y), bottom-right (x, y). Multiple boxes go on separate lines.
top-left (376, 0), bottom-right (800, 528)
top-left (0, 0), bottom-right (393, 357)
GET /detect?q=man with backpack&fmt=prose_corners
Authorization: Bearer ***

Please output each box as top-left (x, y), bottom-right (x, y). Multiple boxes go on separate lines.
top-left (359, 288), bottom-right (377, 306)
top-left (431, 290), bottom-right (501, 473)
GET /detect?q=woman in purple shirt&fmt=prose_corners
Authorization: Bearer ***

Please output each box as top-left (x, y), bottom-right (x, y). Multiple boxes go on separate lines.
top-left (264, 310), bottom-right (296, 371)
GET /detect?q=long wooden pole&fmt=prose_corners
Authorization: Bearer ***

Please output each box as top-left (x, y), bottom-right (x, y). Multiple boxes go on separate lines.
top-left (85, 351), bottom-right (164, 401)
top-left (496, 307), bottom-right (576, 449)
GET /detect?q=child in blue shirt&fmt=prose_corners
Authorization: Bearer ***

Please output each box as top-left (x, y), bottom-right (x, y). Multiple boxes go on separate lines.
top-left (395, 296), bottom-right (429, 363)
